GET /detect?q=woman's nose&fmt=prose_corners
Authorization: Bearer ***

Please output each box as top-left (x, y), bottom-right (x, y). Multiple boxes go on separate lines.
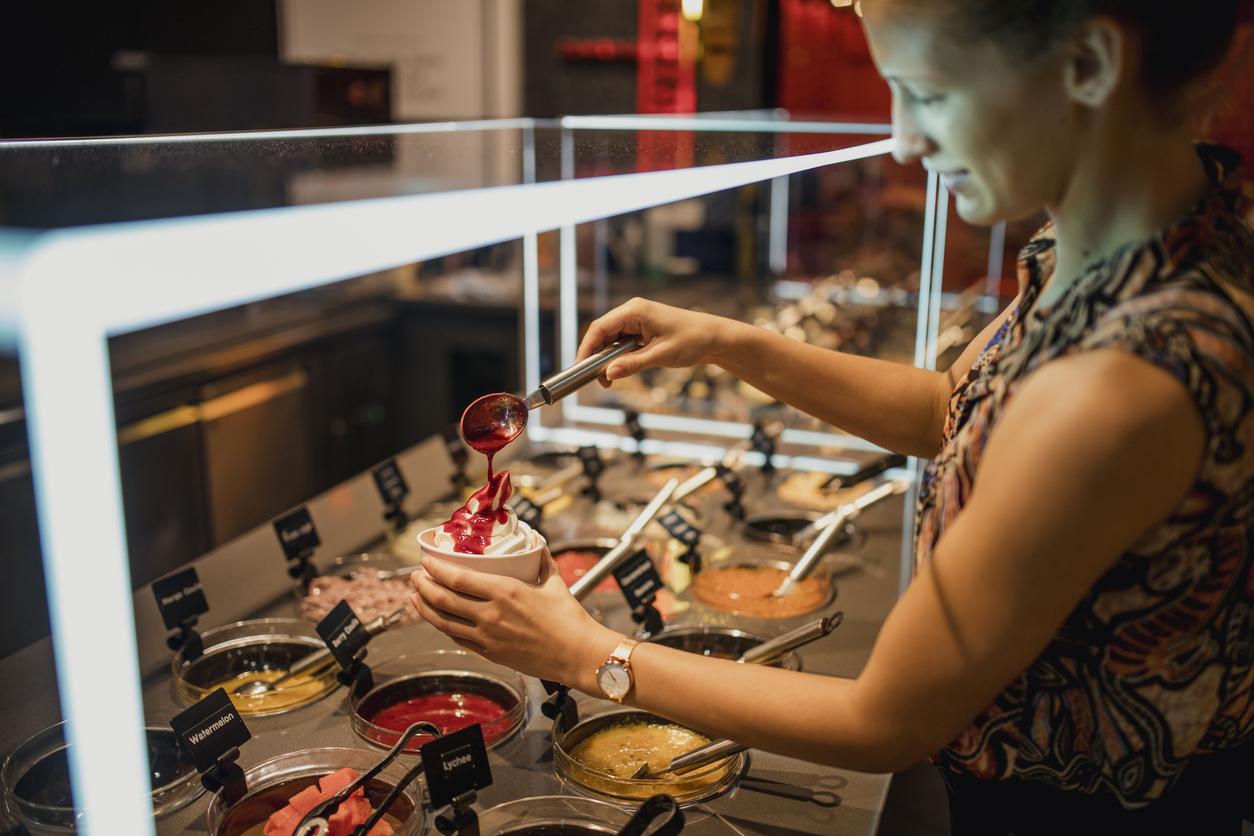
top-left (891, 99), bottom-right (933, 164)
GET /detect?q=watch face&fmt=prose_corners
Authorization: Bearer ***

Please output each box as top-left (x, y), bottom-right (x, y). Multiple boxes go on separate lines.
top-left (596, 662), bottom-right (631, 700)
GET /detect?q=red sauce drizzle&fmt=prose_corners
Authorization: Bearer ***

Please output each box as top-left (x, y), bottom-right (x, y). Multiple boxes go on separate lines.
top-left (441, 468), bottom-right (514, 555)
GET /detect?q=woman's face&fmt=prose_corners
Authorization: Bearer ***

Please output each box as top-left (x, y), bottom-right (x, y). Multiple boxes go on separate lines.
top-left (862, 1), bottom-right (1080, 225)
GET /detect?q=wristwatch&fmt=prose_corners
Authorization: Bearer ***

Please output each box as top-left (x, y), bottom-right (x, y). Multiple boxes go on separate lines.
top-left (595, 638), bottom-right (640, 702)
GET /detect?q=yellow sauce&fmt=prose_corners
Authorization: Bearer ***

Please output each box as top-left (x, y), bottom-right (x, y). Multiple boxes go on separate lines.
top-left (559, 719), bottom-right (739, 802)
top-left (212, 668), bottom-right (335, 715)
top-left (571, 721), bottom-right (710, 778)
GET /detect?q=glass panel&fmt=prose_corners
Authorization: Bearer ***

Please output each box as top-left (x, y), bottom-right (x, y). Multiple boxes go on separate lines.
top-left (0, 116), bottom-right (891, 231)
top-left (559, 126), bottom-right (926, 455)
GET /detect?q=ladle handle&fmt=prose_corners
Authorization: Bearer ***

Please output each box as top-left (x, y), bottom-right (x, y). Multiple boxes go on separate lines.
top-left (820, 452), bottom-right (907, 491)
top-left (530, 338), bottom-right (641, 407)
top-left (274, 605), bottom-right (404, 686)
top-left (776, 479), bottom-right (906, 596)
top-left (570, 478), bottom-right (678, 601)
top-left (282, 647), bottom-right (334, 682)
top-left (667, 738), bottom-right (748, 774)
top-left (736, 610), bottom-right (844, 665)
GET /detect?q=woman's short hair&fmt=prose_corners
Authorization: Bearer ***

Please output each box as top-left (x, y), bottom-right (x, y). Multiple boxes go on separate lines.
top-left (936, 1), bottom-right (1249, 95)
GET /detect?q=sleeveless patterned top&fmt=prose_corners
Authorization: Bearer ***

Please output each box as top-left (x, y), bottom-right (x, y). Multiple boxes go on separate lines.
top-left (914, 144), bottom-right (1254, 808)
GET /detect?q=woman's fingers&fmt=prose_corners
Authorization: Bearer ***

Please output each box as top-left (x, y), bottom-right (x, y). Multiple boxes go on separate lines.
top-left (420, 556), bottom-right (500, 601)
top-left (605, 339), bottom-right (668, 381)
top-left (412, 565), bottom-right (489, 622)
top-left (576, 299), bottom-right (652, 363)
top-left (409, 591), bottom-right (481, 644)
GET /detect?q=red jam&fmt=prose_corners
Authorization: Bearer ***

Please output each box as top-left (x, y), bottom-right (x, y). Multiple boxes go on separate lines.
top-left (365, 692), bottom-right (511, 750)
top-left (553, 549), bottom-right (618, 594)
top-left (441, 469), bottom-right (514, 555)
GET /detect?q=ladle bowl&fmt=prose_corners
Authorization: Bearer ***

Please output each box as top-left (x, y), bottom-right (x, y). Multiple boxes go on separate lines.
top-left (460, 392), bottom-right (529, 454)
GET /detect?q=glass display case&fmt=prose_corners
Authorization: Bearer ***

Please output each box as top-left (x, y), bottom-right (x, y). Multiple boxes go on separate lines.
top-left (0, 114), bottom-right (994, 834)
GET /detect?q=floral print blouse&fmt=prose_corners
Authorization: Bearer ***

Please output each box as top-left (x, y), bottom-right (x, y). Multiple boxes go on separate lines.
top-left (914, 144), bottom-right (1254, 807)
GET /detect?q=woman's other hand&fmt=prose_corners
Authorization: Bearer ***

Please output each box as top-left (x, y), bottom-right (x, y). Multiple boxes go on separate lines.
top-left (576, 298), bottom-right (737, 386)
top-left (410, 551), bottom-right (620, 687)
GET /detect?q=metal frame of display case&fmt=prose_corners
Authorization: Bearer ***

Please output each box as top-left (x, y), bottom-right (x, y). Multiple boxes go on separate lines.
top-left (0, 115), bottom-right (938, 835)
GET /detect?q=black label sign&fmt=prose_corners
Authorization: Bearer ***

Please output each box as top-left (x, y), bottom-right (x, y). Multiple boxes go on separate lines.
top-left (658, 511), bottom-right (700, 549)
top-left (715, 464), bottom-right (744, 494)
top-left (316, 600), bottom-right (368, 668)
top-left (512, 497), bottom-right (542, 528)
top-left (577, 445), bottom-right (604, 477)
top-left (273, 507), bottom-right (320, 561)
top-left (625, 410), bottom-right (645, 440)
top-left (152, 568), bottom-right (208, 630)
top-left (612, 549), bottom-right (664, 610)
top-left (372, 459), bottom-right (409, 506)
top-left (171, 688), bottom-right (251, 774)
top-left (422, 724), bottom-right (493, 809)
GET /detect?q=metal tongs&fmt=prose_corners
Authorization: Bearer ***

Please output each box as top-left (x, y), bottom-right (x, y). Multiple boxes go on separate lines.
top-left (233, 606), bottom-right (408, 698)
top-left (569, 478), bottom-right (679, 600)
top-left (294, 721), bottom-right (441, 836)
top-left (773, 478), bottom-right (910, 598)
top-left (630, 611), bottom-right (844, 779)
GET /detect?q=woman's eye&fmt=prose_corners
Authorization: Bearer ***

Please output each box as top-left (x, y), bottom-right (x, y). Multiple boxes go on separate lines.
top-left (912, 92), bottom-right (945, 106)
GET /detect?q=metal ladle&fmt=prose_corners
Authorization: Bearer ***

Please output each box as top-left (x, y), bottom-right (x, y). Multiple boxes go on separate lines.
top-left (772, 478), bottom-right (910, 598)
top-left (460, 338), bottom-right (641, 452)
top-left (232, 606), bottom-right (408, 698)
top-left (629, 611), bottom-right (845, 780)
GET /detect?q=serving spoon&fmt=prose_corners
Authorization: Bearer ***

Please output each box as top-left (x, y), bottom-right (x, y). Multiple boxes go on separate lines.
top-left (460, 338), bottom-right (641, 452)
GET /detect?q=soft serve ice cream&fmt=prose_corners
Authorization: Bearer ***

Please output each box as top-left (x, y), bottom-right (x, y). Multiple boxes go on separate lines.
top-left (436, 468), bottom-right (536, 555)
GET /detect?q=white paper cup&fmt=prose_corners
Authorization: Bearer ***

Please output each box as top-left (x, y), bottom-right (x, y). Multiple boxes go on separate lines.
top-left (417, 525), bottom-right (547, 582)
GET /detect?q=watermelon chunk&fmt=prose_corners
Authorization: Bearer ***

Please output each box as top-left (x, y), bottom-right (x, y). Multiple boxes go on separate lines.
top-left (265, 767), bottom-right (399, 836)
top-left (286, 784), bottom-right (323, 817)
top-left (327, 792), bottom-right (373, 836)
top-left (263, 806), bottom-right (303, 836)
top-left (318, 767), bottom-right (360, 798)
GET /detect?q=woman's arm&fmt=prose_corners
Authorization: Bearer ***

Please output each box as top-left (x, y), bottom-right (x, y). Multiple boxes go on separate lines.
top-left (413, 349), bottom-right (1202, 773)
top-left (577, 298), bottom-right (1016, 459)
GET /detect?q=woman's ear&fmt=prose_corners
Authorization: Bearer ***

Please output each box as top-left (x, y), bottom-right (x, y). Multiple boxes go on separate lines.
top-left (1063, 16), bottom-right (1127, 108)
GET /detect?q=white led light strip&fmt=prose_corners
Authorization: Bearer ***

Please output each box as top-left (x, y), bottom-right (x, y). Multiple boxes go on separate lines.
top-left (6, 136), bottom-right (893, 835)
top-left (0, 117), bottom-right (540, 149)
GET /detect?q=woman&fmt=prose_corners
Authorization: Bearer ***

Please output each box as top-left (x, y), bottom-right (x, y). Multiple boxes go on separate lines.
top-left (413, 1), bottom-right (1253, 832)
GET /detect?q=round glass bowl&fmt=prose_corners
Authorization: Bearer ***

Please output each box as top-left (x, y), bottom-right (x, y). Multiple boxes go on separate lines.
top-left (550, 538), bottom-right (620, 594)
top-left (741, 511), bottom-right (862, 554)
top-left (349, 649), bottom-right (527, 753)
top-left (1, 719), bottom-right (202, 834)
top-left (300, 553), bottom-right (420, 625)
top-left (172, 618), bottom-right (340, 717)
top-left (553, 708), bottom-right (745, 806)
top-left (641, 624), bottom-right (802, 671)
top-left (477, 796), bottom-right (636, 835)
top-left (775, 472), bottom-right (877, 511)
top-left (688, 555), bottom-right (834, 621)
top-left (640, 459), bottom-right (722, 497)
top-left (206, 747), bottom-right (426, 836)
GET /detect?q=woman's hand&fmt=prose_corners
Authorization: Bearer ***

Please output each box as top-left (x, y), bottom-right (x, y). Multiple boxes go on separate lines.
top-left (410, 551), bottom-right (621, 687)
top-left (576, 298), bottom-right (738, 385)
